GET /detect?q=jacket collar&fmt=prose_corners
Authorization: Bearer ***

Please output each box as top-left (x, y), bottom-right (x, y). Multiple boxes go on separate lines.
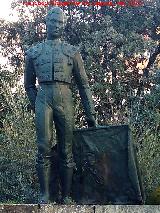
top-left (45, 38), bottom-right (62, 46)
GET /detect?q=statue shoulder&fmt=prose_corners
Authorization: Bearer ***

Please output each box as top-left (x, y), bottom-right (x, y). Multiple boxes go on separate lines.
top-left (25, 42), bottom-right (44, 58)
top-left (62, 41), bottom-right (79, 58)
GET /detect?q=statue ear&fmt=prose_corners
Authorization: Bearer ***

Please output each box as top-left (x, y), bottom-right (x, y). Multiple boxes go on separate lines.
top-left (45, 18), bottom-right (48, 27)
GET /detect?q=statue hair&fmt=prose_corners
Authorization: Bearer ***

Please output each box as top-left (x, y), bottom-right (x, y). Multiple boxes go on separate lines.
top-left (46, 7), bottom-right (67, 24)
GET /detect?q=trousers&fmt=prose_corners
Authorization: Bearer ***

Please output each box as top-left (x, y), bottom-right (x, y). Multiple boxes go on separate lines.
top-left (35, 82), bottom-right (75, 169)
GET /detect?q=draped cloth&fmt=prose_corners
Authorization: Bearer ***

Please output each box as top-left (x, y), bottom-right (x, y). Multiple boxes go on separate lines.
top-left (72, 125), bottom-right (144, 204)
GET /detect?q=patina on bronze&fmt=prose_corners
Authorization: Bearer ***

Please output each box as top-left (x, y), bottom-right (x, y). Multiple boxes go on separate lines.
top-left (24, 7), bottom-right (96, 204)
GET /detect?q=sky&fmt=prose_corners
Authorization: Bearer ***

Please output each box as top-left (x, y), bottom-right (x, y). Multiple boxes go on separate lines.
top-left (0, 0), bottom-right (19, 68)
top-left (0, 0), bottom-right (19, 22)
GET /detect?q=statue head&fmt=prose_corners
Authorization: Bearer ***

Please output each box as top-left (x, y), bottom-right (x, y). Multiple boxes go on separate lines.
top-left (46, 7), bottom-right (66, 40)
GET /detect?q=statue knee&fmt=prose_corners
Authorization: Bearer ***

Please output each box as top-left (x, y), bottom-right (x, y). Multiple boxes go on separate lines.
top-left (59, 152), bottom-right (75, 169)
top-left (36, 146), bottom-right (52, 166)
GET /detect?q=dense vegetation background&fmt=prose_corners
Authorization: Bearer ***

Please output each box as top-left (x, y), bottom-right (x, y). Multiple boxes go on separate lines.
top-left (0, 0), bottom-right (160, 204)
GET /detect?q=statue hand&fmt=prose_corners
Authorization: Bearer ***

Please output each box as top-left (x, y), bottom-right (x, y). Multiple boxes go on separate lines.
top-left (27, 104), bottom-right (35, 113)
top-left (86, 115), bottom-right (97, 127)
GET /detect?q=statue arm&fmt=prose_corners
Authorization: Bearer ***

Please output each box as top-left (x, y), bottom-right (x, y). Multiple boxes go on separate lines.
top-left (73, 52), bottom-right (96, 126)
top-left (24, 53), bottom-right (37, 111)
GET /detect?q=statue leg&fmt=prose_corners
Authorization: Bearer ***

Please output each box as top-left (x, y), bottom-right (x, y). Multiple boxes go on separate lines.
top-left (53, 84), bottom-right (75, 203)
top-left (35, 87), bottom-right (53, 204)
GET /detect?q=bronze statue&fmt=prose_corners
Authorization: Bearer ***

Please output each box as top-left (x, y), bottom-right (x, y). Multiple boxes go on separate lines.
top-left (24, 7), bottom-right (96, 204)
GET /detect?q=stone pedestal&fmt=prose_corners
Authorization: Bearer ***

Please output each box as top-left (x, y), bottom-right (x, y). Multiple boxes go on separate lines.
top-left (0, 205), bottom-right (160, 213)
top-left (0, 205), bottom-right (93, 213)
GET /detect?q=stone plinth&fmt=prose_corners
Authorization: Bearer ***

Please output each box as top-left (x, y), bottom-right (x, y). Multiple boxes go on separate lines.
top-left (0, 205), bottom-right (160, 213)
top-left (0, 205), bottom-right (94, 213)
top-left (96, 205), bottom-right (160, 213)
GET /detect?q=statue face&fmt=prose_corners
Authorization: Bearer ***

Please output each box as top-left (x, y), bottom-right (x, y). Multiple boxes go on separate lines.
top-left (46, 10), bottom-right (64, 39)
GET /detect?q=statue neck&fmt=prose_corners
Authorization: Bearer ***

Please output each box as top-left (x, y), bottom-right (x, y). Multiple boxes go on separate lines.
top-left (47, 37), bottom-right (61, 41)
top-left (46, 37), bottom-right (62, 46)
top-left (47, 34), bottom-right (62, 41)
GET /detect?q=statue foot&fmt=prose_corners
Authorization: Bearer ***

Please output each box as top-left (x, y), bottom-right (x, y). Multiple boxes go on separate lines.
top-left (38, 199), bottom-right (48, 204)
top-left (38, 194), bottom-right (49, 204)
top-left (61, 196), bottom-right (75, 204)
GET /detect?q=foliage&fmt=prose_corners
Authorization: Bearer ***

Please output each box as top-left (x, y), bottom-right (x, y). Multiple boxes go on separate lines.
top-left (0, 0), bottom-right (160, 203)
top-left (131, 83), bottom-right (160, 201)
top-left (0, 84), bottom-right (38, 203)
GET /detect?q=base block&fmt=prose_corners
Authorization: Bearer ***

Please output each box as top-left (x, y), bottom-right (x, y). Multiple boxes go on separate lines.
top-left (0, 205), bottom-right (160, 213)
